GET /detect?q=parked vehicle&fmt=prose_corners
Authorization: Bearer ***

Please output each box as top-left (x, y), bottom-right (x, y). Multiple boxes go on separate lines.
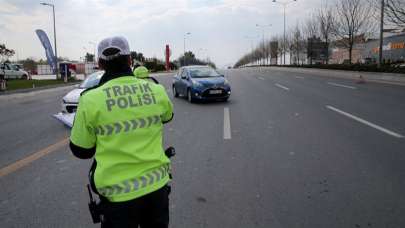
top-left (61, 71), bottom-right (104, 113)
top-left (0, 63), bottom-right (30, 79)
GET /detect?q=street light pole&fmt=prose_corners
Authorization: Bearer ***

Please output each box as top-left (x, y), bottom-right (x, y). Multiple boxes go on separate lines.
top-left (40, 2), bottom-right (59, 79)
top-left (183, 32), bottom-right (191, 66)
top-left (273, 0), bottom-right (297, 65)
top-left (378, 0), bottom-right (385, 68)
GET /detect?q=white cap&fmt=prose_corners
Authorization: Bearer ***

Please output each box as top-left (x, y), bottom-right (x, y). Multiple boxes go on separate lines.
top-left (97, 36), bottom-right (131, 61)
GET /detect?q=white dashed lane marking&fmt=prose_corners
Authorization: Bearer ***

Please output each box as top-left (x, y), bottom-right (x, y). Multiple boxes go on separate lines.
top-left (223, 107), bottom-right (231, 140)
top-left (327, 82), bottom-right (357, 90)
top-left (326, 105), bottom-right (404, 138)
top-left (275, 83), bottom-right (290, 91)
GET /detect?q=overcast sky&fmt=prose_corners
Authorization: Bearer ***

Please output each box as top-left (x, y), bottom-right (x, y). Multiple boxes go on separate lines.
top-left (0, 0), bottom-right (330, 68)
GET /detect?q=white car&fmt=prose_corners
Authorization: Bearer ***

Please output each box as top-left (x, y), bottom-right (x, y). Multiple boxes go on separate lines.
top-left (62, 71), bottom-right (104, 113)
top-left (0, 63), bottom-right (30, 79)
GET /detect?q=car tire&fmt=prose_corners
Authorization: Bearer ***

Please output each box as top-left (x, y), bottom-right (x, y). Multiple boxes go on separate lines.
top-left (21, 75), bottom-right (28, 80)
top-left (173, 86), bottom-right (179, 98)
top-left (187, 89), bottom-right (194, 103)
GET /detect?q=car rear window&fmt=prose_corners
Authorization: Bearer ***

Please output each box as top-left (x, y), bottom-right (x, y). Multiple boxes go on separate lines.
top-left (189, 67), bottom-right (220, 78)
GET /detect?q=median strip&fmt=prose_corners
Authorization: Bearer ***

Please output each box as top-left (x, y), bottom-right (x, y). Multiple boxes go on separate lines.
top-left (326, 105), bottom-right (404, 138)
top-left (0, 137), bottom-right (69, 178)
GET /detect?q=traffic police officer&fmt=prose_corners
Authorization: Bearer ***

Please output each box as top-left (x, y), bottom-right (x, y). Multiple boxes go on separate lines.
top-left (70, 36), bottom-right (174, 228)
top-left (133, 66), bottom-right (159, 84)
top-left (133, 66), bottom-right (149, 79)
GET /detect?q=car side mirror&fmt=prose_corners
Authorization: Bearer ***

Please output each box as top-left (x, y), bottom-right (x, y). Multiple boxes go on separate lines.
top-left (220, 74), bottom-right (225, 77)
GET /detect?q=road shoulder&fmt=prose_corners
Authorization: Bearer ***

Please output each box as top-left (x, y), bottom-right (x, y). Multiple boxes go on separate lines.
top-left (262, 66), bottom-right (405, 86)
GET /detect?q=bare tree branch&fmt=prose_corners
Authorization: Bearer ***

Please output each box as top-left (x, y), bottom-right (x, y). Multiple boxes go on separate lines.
top-left (333, 0), bottom-right (376, 63)
top-left (317, 3), bottom-right (335, 64)
top-left (386, 0), bottom-right (405, 27)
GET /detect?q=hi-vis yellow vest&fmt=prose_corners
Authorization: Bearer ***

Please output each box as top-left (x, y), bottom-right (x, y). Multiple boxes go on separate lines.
top-left (71, 76), bottom-right (173, 202)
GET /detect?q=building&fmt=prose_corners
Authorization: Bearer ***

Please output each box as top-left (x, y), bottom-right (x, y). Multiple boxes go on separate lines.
top-left (330, 34), bottom-right (405, 64)
top-left (329, 44), bottom-right (365, 64)
top-left (329, 35), bottom-right (366, 64)
top-left (362, 33), bottom-right (405, 63)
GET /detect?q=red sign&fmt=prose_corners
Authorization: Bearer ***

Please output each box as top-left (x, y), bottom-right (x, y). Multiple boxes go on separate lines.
top-left (165, 45), bottom-right (170, 71)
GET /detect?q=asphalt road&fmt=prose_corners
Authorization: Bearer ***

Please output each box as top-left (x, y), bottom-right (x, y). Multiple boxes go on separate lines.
top-left (1, 68), bottom-right (405, 228)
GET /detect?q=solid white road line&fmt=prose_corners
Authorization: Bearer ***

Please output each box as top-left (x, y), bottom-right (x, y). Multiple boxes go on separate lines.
top-left (327, 82), bottom-right (357, 90)
top-left (326, 105), bottom-right (404, 138)
top-left (275, 83), bottom-right (290, 91)
top-left (224, 107), bottom-right (232, 140)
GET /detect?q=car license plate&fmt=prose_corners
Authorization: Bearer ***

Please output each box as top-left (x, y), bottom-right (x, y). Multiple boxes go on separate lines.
top-left (209, 90), bottom-right (222, 94)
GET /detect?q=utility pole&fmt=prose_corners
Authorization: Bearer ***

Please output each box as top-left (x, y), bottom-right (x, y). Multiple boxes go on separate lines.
top-left (378, 0), bottom-right (385, 68)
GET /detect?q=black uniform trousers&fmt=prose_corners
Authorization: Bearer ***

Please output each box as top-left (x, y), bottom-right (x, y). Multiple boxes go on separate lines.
top-left (100, 185), bottom-right (170, 228)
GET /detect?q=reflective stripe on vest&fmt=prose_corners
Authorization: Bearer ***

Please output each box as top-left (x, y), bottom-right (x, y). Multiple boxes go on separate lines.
top-left (94, 115), bottom-right (161, 136)
top-left (97, 164), bottom-right (170, 197)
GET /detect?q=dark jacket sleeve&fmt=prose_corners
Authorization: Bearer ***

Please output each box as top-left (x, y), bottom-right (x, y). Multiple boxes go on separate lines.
top-left (69, 141), bottom-right (96, 159)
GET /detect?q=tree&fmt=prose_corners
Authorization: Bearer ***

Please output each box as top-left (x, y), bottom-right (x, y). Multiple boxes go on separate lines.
top-left (276, 36), bottom-right (285, 65)
top-left (57, 56), bottom-right (70, 62)
top-left (85, 52), bottom-right (94, 62)
top-left (317, 4), bottom-right (335, 64)
top-left (303, 15), bottom-right (319, 65)
top-left (178, 51), bottom-right (198, 66)
top-left (207, 61), bottom-right (217, 69)
top-left (130, 51), bottom-right (145, 63)
top-left (19, 58), bottom-right (37, 73)
top-left (270, 37), bottom-right (279, 65)
top-left (0, 44), bottom-right (15, 61)
top-left (333, 0), bottom-right (376, 64)
top-left (385, 0), bottom-right (405, 27)
top-left (289, 23), bottom-right (305, 65)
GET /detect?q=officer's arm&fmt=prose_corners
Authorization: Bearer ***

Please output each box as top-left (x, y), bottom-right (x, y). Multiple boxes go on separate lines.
top-left (69, 142), bottom-right (95, 159)
top-left (159, 85), bottom-right (174, 124)
top-left (70, 96), bottom-right (96, 159)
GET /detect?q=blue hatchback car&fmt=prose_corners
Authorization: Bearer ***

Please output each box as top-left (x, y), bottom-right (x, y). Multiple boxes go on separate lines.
top-left (172, 65), bottom-right (231, 102)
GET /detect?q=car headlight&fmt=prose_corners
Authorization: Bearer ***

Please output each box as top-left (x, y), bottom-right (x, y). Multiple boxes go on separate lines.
top-left (192, 80), bottom-right (203, 87)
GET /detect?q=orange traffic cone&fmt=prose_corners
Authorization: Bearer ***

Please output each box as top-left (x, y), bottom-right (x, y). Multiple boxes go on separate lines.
top-left (356, 75), bottom-right (366, 84)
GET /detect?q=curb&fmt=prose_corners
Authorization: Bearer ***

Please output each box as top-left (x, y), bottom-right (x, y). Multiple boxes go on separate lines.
top-left (260, 67), bottom-right (405, 87)
top-left (0, 82), bottom-right (80, 96)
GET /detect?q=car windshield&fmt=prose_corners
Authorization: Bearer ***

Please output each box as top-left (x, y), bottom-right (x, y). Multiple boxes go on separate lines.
top-left (79, 71), bottom-right (103, 88)
top-left (10, 65), bottom-right (19, 71)
top-left (189, 67), bottom-right (221, 78)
